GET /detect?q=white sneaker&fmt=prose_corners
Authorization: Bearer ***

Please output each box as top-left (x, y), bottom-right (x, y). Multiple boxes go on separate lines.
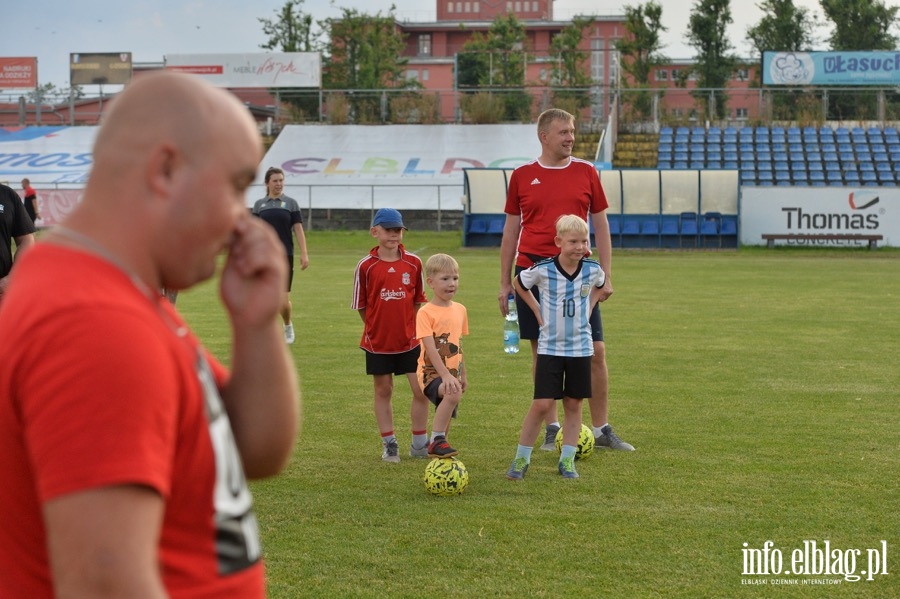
top-left (284, 323), bottom-right (295, 344)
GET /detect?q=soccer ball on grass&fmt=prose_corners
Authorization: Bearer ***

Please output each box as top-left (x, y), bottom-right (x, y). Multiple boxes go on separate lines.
top-left (423, 457), bottom-right (469, 496)
top-left (555, 424), bottom-right (595, 460)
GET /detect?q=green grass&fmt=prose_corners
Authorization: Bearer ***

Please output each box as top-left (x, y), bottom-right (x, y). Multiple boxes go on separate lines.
top-left (176, 233), bottom-right (900, 598)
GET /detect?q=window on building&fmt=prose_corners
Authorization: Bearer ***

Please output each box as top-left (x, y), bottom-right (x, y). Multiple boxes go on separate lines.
top-left (423, 69), bottom-right (430, 81)
top-left (406, 70), bottom-right (419, 81)
top-left (590, 39), bottom-right (604, 83)
top-left (514, 1), bottom-right (521, 11)
top-left (656, 69), bottom-right (669, 81)
top-left (507, 1), bottom-right (513, 11)
top-left (734, 68), bottom-right (749, 81)
top-left (457, 2), bottom-right (463, 12)
top-left (465, 1), bottom-right (471, 12)
top-left (735, 108), bottom-right (748, 120)
top-left (472, 2), bottom-right (478, 12)
top-left (448, 1), bottom-right (453, 13)
top-left (418, 34), bottom-right (432, 57)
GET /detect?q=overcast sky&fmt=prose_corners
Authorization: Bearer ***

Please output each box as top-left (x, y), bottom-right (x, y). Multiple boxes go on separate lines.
top-left (5, 0), bottom-right (830, 89)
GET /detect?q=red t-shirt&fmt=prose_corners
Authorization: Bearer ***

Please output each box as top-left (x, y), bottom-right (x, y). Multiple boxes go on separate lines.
top-left (505, 157), bottom-right (609, 268)
top-left (352, 244), bottom-right (426, 353)
top-left (0, 245), bottom-right (264, 598)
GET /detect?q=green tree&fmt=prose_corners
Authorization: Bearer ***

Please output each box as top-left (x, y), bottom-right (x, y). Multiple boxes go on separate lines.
top-left (549, 15), bottom-right (595, 111)
top-left (685, 0), bottom-right (738, 120)
top-left (819, 0), bottom-right (898, 50)
top-left (615, 2), bottom-right (668, 121)
top-left (458, 13), bottom-right (531, 122)
top-left (746, 0), bottom-right (817, 54)
top-left (259, 0), bottom-right (319, 52)
top-left (258, 0), bottom-right (322, 121)
top-left (322, 6), bottom-right (412, 122)
top-left (820, 0), bottom-right (899, 119)
top-left (27, 82), bottom-right (84, 105)
top-left (746, 0), bottom-right (819, 121)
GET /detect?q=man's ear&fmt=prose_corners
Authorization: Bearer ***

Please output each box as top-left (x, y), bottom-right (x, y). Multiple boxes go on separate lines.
top-left (146, 142), bottom-right (179, 198)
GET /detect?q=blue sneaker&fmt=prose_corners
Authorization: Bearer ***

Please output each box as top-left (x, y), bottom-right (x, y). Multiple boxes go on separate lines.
top-left (506, 457), bottom-right (529, 480)
top-left (558, 456), bottom-right (579, 479)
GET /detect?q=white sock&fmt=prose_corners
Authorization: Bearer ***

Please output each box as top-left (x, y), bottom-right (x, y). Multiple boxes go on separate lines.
top-left (593, 424), bottom-right (608, 438)
top-left (547, 421), bottom-right (561, 430)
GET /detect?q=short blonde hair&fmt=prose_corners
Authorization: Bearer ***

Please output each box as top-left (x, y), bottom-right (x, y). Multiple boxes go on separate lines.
top-left (555, 214), bottom-right (589, 237)
top-left (537, 108), bottom-right (575, 134)
top-left (425, 253), bottom-right (459, 278)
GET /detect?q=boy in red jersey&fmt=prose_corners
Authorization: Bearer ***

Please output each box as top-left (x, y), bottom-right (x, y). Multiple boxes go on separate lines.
top-left (352, 208), bottom-right (430, 462)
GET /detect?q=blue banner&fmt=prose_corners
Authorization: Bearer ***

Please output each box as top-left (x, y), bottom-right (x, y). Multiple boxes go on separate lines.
top-left (763, 51), bottom-right (900, 86)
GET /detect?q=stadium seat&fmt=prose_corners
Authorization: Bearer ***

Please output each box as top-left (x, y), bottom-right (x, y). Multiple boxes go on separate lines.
top-left (488, 219), bottom-right (504, 234)
top-left (809, 171), bottom-right (825, 183)
top-left (740, 171), bottom-right (756, 184)
top-left (845, 170), bottom-right (860, 183)
top-left (878, 171), bottom-right (895, 183)
top-left (773, 151), bottom-right (788, 162)
top-left (757, 170), bottom-right (774, 183)
top-left (641, 220), bottom-right (659, 236)
top-left (775, 170), bottom-right (791, 183)
top-left (859, 162), bottom-right (874, 172)
top-left (774, 161), bottom-right (789, 171)
top-left (608, 215), bottom-right (621, 236)
top-left (468, 218), bottom-right (488, 234)
top-left (826, 170), bottom-right (843, 183)
top-left (861, 171), bottom-right (877, 184)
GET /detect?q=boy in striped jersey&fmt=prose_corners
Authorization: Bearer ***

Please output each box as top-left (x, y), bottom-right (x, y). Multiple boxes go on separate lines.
top-left (506, 215), bottom-right (606, 480)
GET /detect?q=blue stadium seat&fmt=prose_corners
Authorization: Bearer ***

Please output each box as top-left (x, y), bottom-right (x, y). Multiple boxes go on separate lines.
top-left (720, 216), bottom-right (737, 236)
top-left (775, 170), bottom-right (791, 182)
top-left (622, 219), bottom-right (640, 236)
top-left (844, 170), bottom-right (860, 183)
top-left (839, 152), bottom-right (856, 163)
top-left (757, 170), bottom-right (774, 183)
top-left (809, 170), bottom-right (825, 183)
top-left (803, 126), bottom-right (818, 139)
top-left (661, 218), bottom-right (679, 236)
top-left (660, 126), bottom-right (673, 136)
top-left (488, 219), bottom-right (505, 234)
top-left (821, 143), bottom-right (837, 154)
top-left (740, 170), bottom-right (756, 184)
top-left (826, 170), bottom-right (843, 183)
top-left (878, 171), bottom-right (895, 183)
top-left (607, 215), bottom-right (621, 236)
top-left (807, 161), bottom-right (823, 172)
top-left (723, 160), bottom-right (739, 169)
top-left (859, 162), bottom-right (875, 172)
top-left (641, 220), bottom-right (659, 236)
top-left (774, 161), bottom-right (789, 171)
top-left (873, 151), bottom-right (889, 163)
top-left (861, 171), bottom-right (878, 184)
top-left (468, 218), bottom-right (488, 234)
top-left (773, 151), bottom-right (788, 162)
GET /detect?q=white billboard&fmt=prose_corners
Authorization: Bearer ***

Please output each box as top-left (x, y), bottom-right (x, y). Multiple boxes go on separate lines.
top-left (741, 187), bottom-right (897, 247)
top-left (164, 53), bottom-right (320, 88)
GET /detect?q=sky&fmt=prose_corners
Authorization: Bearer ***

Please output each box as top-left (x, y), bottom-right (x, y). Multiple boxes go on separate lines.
top-left (4, 0), bottom-right (831, 90)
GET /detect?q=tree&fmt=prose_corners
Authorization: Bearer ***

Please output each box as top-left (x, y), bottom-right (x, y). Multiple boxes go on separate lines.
top-left (615, 2), bottom-right (668, 121)
top-left (549, 15), bottom-right (595, 112)
top-left (458, 13), bottom-right (531, 122)
top-left (26, 82), bottom-right (84, 105)
top-left (746, 0), bottom-right (818, 54)
top-left (259, 0), bottom-right (320, 52)
top-left (258, 0), bottom-right (322, 121)
top-left (322, 6), bottom-right (412, 122)
top-left (685, 0), bottom-right (738, 120)
top-left (820, 0), bottom-right (899, 119)
top-left (819, 0), bottom-right (898, 51)
top-left (746, 0), bottom-right (819, 121)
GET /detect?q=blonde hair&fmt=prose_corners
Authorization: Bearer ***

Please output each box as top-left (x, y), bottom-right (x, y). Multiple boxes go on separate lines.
top-left (425, 253), bottom-right (459, 278)
top-left (555, 214), bottom-right (589, 237)
top-left (537, 108), bottom-right (575, 134)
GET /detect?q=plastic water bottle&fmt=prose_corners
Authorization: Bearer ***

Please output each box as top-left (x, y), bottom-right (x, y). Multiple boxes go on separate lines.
top-left (503, 294), bottom-right (520, 354)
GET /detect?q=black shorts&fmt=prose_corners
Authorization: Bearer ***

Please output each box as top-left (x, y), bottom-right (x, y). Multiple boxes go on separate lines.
top-left (423, 377), bottom-right (458, 418)
top-left (365, 347), bottom-right (420, 376)
top-left (515, 264), bottom-right (603, 342)
top-left (533, 354), bottom-right (592, 400)
top-left (286, 254), bottom-right (295, 292)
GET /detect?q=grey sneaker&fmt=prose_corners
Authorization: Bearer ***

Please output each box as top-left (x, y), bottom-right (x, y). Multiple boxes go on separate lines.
top-left (382, 439), bottom-right (400, 463)
top-left (506, 457), bottom-right (529, 480)
top-left (409, 443), bottom-right (429, 458)
top-left (539, 424), bottom-right (560, 451)
top-left (595, 424), bottom-right (635, 451)
top-left (558, 456), bottom-right (579, 479)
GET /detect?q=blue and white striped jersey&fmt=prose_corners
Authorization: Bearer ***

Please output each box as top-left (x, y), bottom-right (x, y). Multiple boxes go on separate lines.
top-left (517, 256), bottom-right (604, 357)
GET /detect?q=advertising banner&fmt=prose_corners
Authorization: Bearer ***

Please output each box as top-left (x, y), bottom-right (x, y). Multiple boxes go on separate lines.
top-left (0, 57), bottom-right (37, 89)
top-left (741, 187), bottom-right (897, 247)
top-left (165, 53), bottom-right (321, 88)
top-left (763, 51), bottom-right (900, 86)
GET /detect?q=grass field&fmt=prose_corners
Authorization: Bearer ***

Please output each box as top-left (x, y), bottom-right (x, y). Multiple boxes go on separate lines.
top-left (176, 232), bottom-right (899, 598)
